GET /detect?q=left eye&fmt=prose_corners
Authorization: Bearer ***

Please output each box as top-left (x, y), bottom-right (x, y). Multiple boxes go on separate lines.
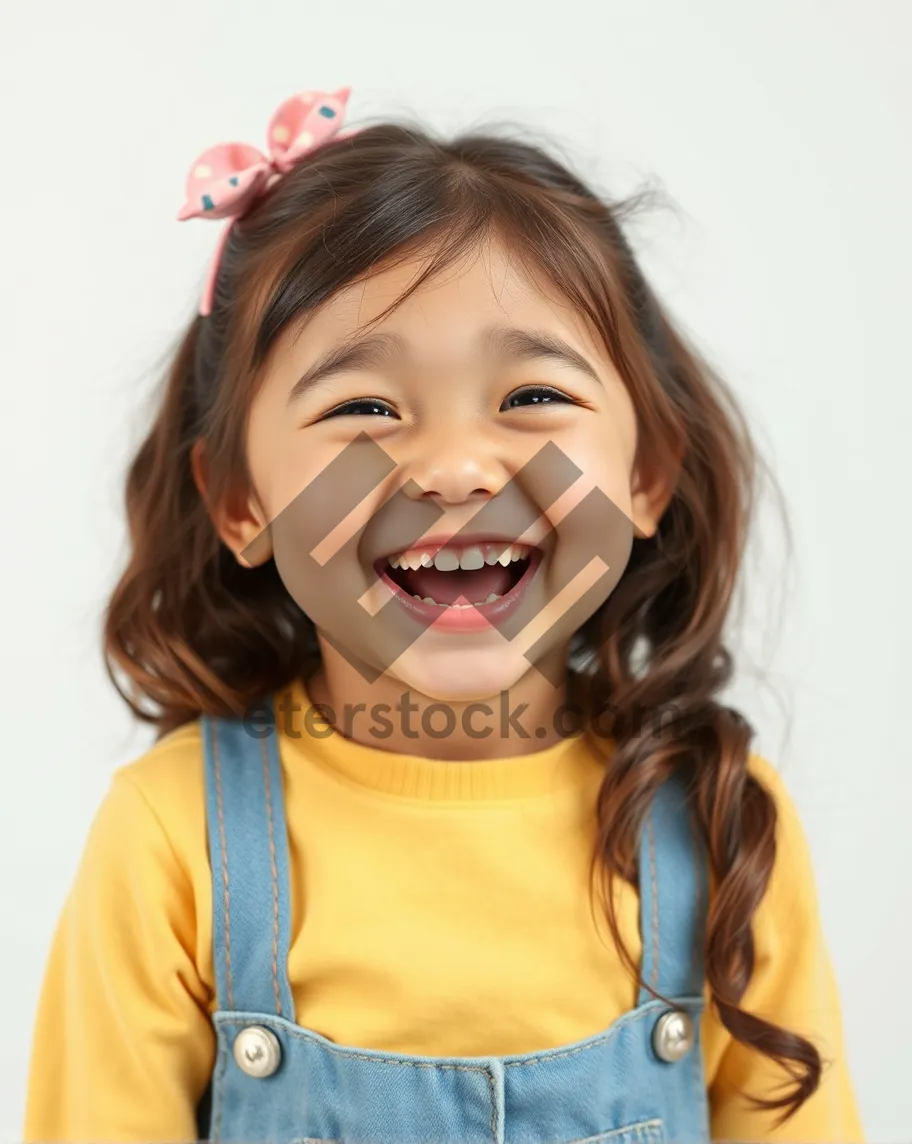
top-left (501, 386), bottom-right (575, 410)
top-left (321, 399), bottom-right (398, 419)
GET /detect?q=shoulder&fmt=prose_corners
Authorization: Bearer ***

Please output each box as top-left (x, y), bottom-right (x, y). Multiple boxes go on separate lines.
top-left (743, 750), bottom-right (822, 953)
top-left (745, 749), bottom-right (813, 864)
top-left (114, 718), bottom-right (205, 810)
top-left (746, 748), bottom-right (795, 804)
top-left (88, 718), bottom-right (208, 885)
top-left (58, 719), bottom-right (218, 1025)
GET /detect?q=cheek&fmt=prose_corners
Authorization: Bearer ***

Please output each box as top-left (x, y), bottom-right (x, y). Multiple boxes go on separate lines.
top-left (256, 429), bottom-right (405, 651)
top-left (245, 405), bottom-right (330, 524)
top-left (587, 397), bottom-right (638, 505)
top-left (546, 416), bottom-right (637, 525)
top-left (581, 447), bottom-right (634, 515)
top-left (265, 453), bottom-right (383, 650)
top-left (537, 418), bottom-right (637, 618)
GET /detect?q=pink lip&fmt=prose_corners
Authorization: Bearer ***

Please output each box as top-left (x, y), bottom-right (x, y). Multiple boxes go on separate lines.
top-left (379, 550), bottom-right (542, 633)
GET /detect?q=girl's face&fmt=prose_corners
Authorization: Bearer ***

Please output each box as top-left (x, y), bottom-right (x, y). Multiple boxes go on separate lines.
top-left (222, 237), bottom-right (669, 703)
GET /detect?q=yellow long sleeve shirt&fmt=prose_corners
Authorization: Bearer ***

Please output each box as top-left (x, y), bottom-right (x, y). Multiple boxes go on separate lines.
top-left (24, 676), bottom-right (862, 1142)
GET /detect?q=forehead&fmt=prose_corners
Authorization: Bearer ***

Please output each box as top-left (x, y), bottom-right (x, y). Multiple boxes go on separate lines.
top-left (282, 236), bottom-right (610, 368)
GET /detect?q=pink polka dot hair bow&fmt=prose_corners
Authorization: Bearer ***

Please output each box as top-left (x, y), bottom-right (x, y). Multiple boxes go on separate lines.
top-left (177, 86), bottom-right (355, 316)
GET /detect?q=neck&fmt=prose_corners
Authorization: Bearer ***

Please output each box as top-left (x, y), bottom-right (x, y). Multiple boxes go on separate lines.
top-left (304, 645), bottom-right (577, 760)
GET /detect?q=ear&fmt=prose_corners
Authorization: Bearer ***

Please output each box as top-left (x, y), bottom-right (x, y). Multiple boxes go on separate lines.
top-left (629, 444), bottom-right (682, 540)
top-left (190, 438), bottom-right (274, 567)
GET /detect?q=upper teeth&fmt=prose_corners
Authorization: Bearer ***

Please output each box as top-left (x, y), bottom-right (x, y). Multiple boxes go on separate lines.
top-left (387, 543), bottom-right (532, 571)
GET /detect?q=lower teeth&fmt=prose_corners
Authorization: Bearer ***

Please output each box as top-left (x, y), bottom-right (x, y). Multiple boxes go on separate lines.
top-left (413, 591), bottom-right (501, 608)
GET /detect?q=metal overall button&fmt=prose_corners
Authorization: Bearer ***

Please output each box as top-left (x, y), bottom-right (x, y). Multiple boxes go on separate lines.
top-left (652, 1009), bottom-right (694, 1063)
top-left (233, 1025), bottom-right (282, 1077)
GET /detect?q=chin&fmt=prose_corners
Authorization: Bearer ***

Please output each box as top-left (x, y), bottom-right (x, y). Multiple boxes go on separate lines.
top-left (390, 645), bottom-right (534, 705)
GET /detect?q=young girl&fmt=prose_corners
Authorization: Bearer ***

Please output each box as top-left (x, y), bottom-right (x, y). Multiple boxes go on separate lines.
top-left (25, 85), bottom-right (862, 1144)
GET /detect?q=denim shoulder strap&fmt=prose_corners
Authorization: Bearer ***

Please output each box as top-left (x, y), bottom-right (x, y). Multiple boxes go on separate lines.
top-left (636, 770), bottom-right (708, 1004)
top-left (201, 696), bottom-right (295, 1020)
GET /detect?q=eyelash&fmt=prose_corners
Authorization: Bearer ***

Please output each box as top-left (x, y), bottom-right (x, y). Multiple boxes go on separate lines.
top-left (320, 386), bottom-right (578, 420)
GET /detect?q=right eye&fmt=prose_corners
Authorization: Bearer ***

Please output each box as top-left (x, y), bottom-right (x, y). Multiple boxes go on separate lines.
top-left (320, 399), bottom-right (399, 419)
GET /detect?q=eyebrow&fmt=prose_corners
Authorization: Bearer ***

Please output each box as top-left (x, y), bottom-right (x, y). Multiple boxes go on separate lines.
top-left (286, 324), bottom-right (603, 404)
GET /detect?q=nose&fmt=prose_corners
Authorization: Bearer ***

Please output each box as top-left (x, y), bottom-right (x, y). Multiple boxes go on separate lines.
top-left (399, 428), bottom-right (509, 506)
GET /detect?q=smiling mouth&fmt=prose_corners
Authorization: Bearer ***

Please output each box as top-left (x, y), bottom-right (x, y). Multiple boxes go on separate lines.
top-left (378, 541), bottom-right (536, 609)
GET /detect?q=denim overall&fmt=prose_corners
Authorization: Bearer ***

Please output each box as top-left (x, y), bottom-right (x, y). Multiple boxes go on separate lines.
top-left (198, 700), bottom-right (710, 1144)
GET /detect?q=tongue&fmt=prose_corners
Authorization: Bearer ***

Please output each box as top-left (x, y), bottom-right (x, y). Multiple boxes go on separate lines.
top-left (403, 564), bottom-right (515, 604)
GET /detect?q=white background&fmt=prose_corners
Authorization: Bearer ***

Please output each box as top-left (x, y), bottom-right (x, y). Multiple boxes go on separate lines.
top-left (1, 0), bottom-right (909, 1139)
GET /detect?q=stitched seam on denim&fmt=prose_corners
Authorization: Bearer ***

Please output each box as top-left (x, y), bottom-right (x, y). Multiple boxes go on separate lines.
top-left (217, 1019), bottom-right (494, 1072)
top-left (261, 733), bottom-right (282, 1017)
top-left (503, 1006), bottom-right (657, 1069)
top-left (572, 1119), bottom-right (664, 1143)
top-left (213, 721), bottom-right (235, 1010)
top-left (692, 1024), bottom-right (709, 1142)
top-left (215, 1002), bottom-right (702, 1076)
top-left (487, 1065), bottom-right (498, 1144)
top-left (210, 1033), bottom-right (229, 1141)
top-left (688, 804), bottom-right (702, 994)
top-left (649, 815), bottom-right (659, 991)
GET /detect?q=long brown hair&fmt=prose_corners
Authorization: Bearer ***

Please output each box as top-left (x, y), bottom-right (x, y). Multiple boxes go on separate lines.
top-left (104, 115), bottom-right (817, 1121)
